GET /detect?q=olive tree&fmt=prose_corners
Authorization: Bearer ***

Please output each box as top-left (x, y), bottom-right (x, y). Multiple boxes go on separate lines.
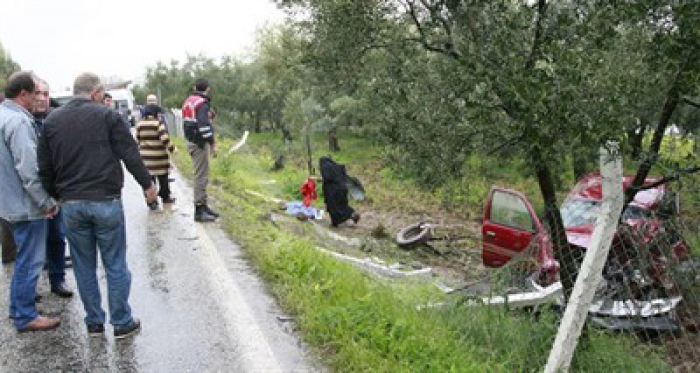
top-left (275, 0), bottom-right (700, 293)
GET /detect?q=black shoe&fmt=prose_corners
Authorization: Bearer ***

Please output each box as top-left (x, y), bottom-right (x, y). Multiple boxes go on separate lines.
top-left (161, 197), bottom-right (176, 204)
top-left (114, 318), bottom-right (141, 339)
top-left (147, 200), bottom-right (159, 211)
top-left (194, 205), bottom-right (216, 222)
top-left (51, 283), bottom-right (74, 298)
top-left (87, 324), bottom-right (104, 337)
top-left (203, 204), bottom-right (219, 218)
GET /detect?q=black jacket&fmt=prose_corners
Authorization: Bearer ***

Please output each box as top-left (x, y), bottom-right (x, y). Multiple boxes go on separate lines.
top-left (38, 98), bottom-right (152, 201)
top-left (319, 156), bottom-right (355, 226)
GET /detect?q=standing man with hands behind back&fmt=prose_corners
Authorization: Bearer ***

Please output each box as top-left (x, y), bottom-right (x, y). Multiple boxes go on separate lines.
top-left (32, 79), bottom-right (73, 299)
top-left (38, 72), bottom-right (157, 339)
top-left (0, 71), bottom-right (59, 332)
top-left (182, 78), bottom-right (219, 222)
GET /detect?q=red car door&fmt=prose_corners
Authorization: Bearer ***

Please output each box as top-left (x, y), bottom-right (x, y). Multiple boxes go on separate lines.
top-left (482, 188), bottom-right (543, 268)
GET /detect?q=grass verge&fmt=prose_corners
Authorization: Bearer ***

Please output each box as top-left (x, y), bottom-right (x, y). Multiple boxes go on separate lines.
top-left (171, 136), bottom-right (671, 372)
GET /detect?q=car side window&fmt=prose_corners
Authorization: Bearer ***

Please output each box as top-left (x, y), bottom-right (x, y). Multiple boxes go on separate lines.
top-left (490, 191), bottom-right (535, 231)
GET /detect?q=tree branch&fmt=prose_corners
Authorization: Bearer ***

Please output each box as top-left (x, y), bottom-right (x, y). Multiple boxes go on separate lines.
top-left (682, 96), bottom-right (700, 109)
top-left (487, 133), bottom-right (527, 156)
top-left (628, 165), bottom-right (700, 192)
top-left (525, 0), bottom-right (548, 70)
top-left (404, 0), bottom-right (461, 60)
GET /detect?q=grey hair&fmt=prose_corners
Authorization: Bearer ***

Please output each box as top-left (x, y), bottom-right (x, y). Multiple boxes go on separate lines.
top-left (36, 78), bottom-right (49, 90)
top-left (73, 73), bottom-right (103, 97)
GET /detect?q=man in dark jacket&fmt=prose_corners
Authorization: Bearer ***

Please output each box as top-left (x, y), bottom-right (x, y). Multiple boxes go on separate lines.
top-left (38, 72), bottom-right (157, 339)
top-left (181, 78), bottom-right (218, 222)
top-left (32, 79), bottom-right (73, 298)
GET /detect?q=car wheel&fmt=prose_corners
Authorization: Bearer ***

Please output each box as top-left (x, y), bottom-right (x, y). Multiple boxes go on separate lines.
top-left (395, 223), bottom-right (432, 248)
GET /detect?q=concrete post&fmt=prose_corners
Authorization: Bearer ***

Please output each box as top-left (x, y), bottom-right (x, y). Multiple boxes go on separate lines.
top-left (544, 142), bottom-right (623, 372)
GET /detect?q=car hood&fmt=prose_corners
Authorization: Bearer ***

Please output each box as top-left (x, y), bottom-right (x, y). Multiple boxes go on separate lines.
top-left (565, 225), bottom-right (594, 249)
top-left (565, 219), bottom-right (655, 249)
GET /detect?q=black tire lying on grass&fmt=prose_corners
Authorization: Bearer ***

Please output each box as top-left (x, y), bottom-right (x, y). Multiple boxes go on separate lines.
top-left (395, 223), bottom-right (432, 248)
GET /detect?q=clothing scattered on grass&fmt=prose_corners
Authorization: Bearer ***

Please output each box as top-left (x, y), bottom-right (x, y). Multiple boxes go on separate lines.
top-left (285, 201), bottom-right (322, 220)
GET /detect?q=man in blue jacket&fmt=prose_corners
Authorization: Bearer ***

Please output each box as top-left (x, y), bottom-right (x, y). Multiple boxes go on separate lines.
top-left (0, 71), bottom-right (60, 332)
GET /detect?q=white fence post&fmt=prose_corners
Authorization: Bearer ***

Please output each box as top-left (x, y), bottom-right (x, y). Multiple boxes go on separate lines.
top-left (167, 108), bottom-right (184, 138)
top-left (544, 142), bottom-right (624, 373)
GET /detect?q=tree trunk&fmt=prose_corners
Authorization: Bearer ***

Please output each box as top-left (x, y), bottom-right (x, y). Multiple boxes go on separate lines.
top-left (328, 128), bottom-right (340, 152)
top-left (281, 127), bottom-right (292, 142)
top-left (624, 86), bottom-right (680, 208)
top-left (572, 153), bottom-right (588, 181)
top-left (628, 123), bottom-right (646, 160)
top-left (254, 111), bottom-right (262, 133)
top-left (535, 159), bottom-right (577, 297)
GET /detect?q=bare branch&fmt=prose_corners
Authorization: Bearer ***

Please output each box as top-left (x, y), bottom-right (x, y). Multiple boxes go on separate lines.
top-left (487, 133), bottom-right (526, 156)
top-left (405, 0), bottom-right (461, 60)
top-left (682, 96), bottom-right (700, 109)
top-left (419, 0), bottom-right (460, 58)
top-left (628, 165), bottom-right (700, 192)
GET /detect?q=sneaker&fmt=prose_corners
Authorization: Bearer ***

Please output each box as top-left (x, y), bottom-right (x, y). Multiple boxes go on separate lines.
top-left (87, 324), bottom-right (104, 337)
top-left (114, 318), bottom-right (141, 340)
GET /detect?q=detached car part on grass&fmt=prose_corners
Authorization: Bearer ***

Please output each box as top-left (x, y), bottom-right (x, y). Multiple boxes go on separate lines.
top-left (478, 173), bottom-right (693, 332)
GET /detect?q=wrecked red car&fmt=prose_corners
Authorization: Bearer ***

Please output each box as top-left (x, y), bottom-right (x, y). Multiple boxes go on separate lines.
top-left (481, 173), bottom-right (690, 329)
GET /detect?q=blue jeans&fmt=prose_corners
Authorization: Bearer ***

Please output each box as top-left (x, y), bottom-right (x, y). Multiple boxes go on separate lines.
top-left (61, 199), bottom-right (134, 327)
top-left (9, 219), bottom-right (48, 330)
top-left (46, 210), bottom-right (67, 287)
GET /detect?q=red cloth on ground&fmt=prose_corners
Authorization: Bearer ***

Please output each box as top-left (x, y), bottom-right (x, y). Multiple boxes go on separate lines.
top-left (301, 177), bottom-right (317, 207)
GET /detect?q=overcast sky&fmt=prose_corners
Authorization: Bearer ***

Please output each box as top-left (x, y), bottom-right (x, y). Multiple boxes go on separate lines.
top-left (0, 0), bottom-right (285, 92)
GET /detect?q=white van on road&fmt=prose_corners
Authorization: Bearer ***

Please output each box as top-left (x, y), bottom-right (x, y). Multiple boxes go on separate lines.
top-left (51, 90), bottom-right (74, 107)
top-left (50, 88), bottom-right (136, 126)
top-left (107, 88), bottom-right (136, 126)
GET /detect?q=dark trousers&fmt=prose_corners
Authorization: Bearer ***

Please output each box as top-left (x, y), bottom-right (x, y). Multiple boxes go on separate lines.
top-left (153, 174), bottom-right (171, 199)
top-left (1, 218), bottom-right (16, 263)
top-left (46, 212), bottom-right (67, 286)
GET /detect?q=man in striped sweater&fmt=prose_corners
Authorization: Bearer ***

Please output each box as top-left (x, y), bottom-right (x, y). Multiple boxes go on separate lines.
top-left (136, 104), bottom-right (176, 208)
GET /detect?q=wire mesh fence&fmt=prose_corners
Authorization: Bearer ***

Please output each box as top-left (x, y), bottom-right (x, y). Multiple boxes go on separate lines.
top-left (153, 109), bottom-right (700, 370)
top-left (444, 145), bottom-right (700, 372)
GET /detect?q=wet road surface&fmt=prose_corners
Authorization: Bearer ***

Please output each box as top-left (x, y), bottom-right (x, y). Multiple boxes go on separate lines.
top-left (0, 167), bottom-right (320, 372)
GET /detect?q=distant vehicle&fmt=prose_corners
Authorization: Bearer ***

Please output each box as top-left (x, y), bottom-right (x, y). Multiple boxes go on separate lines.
top-left (50, 88), bottom-right (135, 126)
top-left (51, 90), bottom-right (74, 107)
top-left (107, 88), bottom-right (136, 126)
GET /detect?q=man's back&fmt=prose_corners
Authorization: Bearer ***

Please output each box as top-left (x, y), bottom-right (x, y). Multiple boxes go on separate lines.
top-left (40, 98), bottom-right (151, 201)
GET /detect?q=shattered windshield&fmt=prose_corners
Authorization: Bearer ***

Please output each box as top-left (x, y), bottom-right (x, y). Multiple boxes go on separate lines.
top-left (561, 199), bottom-right (652, 228)
top-left (561, 199), bottom-right (600, 228)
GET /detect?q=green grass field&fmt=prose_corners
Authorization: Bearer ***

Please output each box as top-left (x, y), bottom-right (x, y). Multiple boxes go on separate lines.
top-left (170, 133), bottom-right (676, 372)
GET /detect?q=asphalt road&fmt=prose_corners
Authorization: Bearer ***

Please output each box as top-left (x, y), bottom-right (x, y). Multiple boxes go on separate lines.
top-left (0, 166), bottom-right (320, 372)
